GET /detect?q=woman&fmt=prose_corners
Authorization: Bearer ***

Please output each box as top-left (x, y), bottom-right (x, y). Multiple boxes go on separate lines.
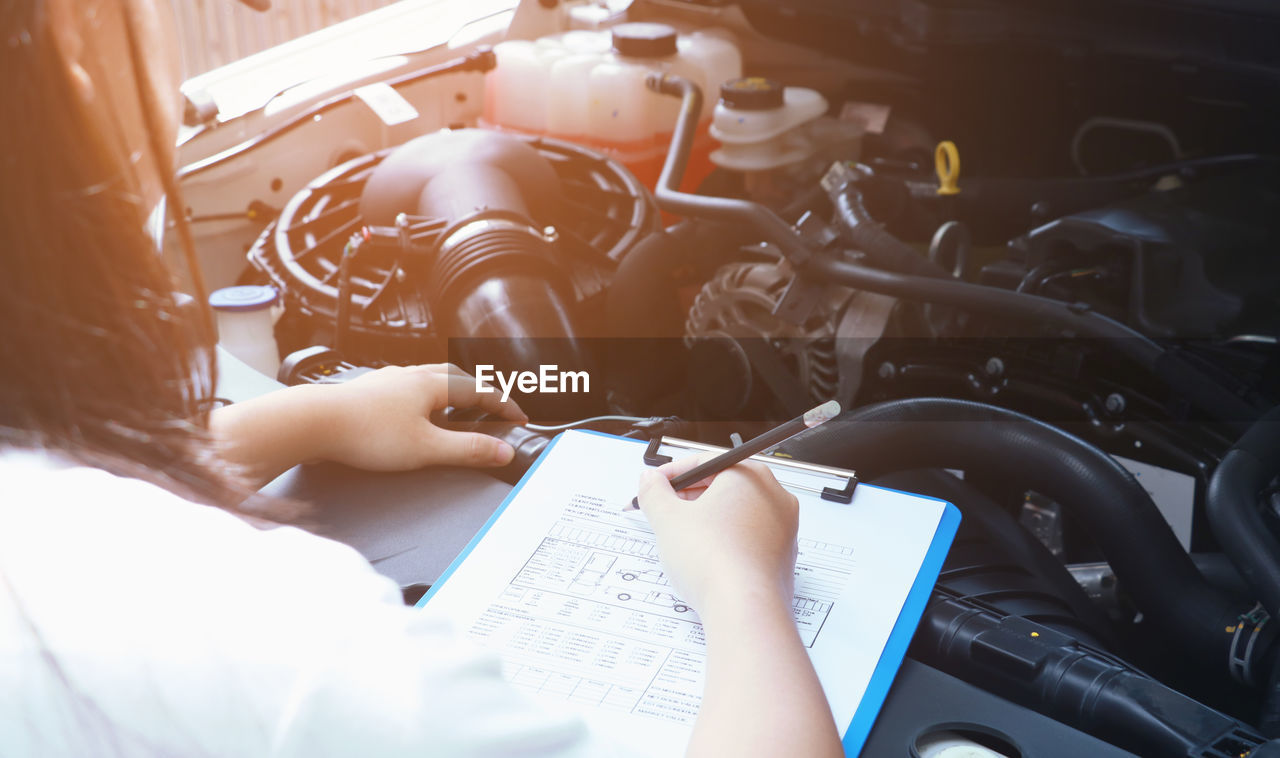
top-left (0, 1), bottom-right (843, 755)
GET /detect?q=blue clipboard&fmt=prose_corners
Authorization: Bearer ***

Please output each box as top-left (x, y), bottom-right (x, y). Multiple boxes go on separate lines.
top-left (419, 430), bottom-right (961, 757)
top-left (841, 484), bottom-right (960, 755)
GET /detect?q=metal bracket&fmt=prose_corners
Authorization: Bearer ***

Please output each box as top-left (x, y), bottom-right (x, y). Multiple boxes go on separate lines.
top-left (772, 273), bottom-right (825, 326)
top-left (631, 416), bottom-right (680, 467)
top-left (641, 426), bottom-right (858, 505)
top-left (643, 436), bottom-right (673, 467)
top-left (821, 474), bottom-right (859, 504)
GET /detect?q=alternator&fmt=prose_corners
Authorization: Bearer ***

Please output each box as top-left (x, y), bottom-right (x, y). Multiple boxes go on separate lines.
top-left (684, 261), bottom-right (844, 417)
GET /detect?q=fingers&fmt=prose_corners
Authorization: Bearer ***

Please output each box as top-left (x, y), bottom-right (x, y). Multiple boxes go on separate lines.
top-left (409, 363), bottom-right (529, 422)
top-left (654, 452), bottom-right (778, 496)
top-left (637, 467), bottom-right (674, 501)
top-left (730, 463), bottom-right (792, 506)
top-left (733, 460), bottom-right (782, 490)
top-left (439, 373), bottom-right (529, 423)
top-left (424, 362), bottom-right (471, 378)
top-left (639, 452), bottom-right (731, 513)
top-left (635, 468), bottom-right (681, 518)
top-left (656, 451), bottom-right (718, 476)
top-left (422, 428), bottom-right (516, 468)
top-left (654, 451), bottom-right (720, 487)
top-left (657, 452), bottom-right (778, 479)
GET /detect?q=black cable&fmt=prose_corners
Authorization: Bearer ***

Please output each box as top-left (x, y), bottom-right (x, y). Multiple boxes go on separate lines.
top-left (334, 234), bottom-right (363, 356)
top-left (525, 415), bottom-right (648, 432)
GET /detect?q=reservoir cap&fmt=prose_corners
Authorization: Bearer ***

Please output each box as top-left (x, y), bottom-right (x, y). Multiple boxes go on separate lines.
top-left (612, 23), bottom-right (678, 58)
top-left (719, 77), bottom-right (785, 111)
top-left (209, 285), bottom-right (279, 312)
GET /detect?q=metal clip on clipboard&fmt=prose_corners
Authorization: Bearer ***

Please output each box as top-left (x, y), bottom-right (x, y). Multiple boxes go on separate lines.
top-left (639, 428), bottom-right (859, 504)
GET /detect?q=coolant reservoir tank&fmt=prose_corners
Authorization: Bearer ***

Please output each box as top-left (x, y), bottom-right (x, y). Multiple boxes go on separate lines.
top-left (483, 23), bottom-right (741, 190)
top-left (710, 78), bottom-right (835, 172)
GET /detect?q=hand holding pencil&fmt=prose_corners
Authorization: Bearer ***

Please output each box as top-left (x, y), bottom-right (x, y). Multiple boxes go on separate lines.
top-left (626, 401), bottom-right (842, 611)
top-left (624, 401), bottom-right (840, 511)
top-left (634, 451), bottom-right (801, 611)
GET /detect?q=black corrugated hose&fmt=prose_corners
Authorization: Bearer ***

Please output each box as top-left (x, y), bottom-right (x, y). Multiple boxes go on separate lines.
top-left (828, 180), bottom-right (953, 280)
top-left (780, 397), bottom-right (1256, 677)
top-left (1208, 406), bottom-right (1280, 621)
top-left (1207, 405), bottom-right (1280, 734)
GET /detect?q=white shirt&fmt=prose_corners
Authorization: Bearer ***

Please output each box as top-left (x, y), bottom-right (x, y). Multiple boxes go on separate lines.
top-left (0, 451), bottom-right (632, 757)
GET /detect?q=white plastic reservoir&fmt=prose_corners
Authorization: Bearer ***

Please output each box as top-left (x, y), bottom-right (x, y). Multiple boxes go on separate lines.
top-left (483, 23), bottom-right (741, 190)
top-left (710, 77), bottom-right (861, 173)
top-left (209, 285), bottom-right (281, 379)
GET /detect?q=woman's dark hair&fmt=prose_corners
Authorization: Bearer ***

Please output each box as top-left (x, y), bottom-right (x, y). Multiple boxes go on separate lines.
top-left (0, 0), bottom-right (249, 507)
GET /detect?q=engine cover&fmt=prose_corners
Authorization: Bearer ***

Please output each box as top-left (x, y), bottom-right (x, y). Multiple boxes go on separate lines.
top-left (249, 129), bottom-right (659, 366)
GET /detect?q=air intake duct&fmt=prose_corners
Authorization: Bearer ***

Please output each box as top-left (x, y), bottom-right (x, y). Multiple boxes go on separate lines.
top-left (359, 130), bottom-right (592, 417)
top-left (780, 398), bottom-right (1258, 675)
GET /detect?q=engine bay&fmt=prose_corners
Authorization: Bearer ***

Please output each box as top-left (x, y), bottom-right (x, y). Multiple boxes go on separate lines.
top-left (177, 1), bottom-right (1280, 755)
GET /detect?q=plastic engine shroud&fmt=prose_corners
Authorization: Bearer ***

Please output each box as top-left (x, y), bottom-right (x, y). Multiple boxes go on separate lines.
top-left (249, 130), bottom-right (658, 354)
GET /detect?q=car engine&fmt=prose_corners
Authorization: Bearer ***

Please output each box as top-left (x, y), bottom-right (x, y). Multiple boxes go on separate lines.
top-left (176, 1), bottom-right (1280, 755)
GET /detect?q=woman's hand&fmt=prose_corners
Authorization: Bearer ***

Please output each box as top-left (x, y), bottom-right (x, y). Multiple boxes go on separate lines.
top-left (635, 453), bottom-right (799, 613)
top-left (636, 454), bottom-right (842, 758)
top-left (317, 363), bottom-right (527, 471)
top-left (210, 364), bottom-right (527, 488)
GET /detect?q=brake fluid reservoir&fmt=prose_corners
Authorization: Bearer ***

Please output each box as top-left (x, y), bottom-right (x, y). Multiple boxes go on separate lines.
top-left (710, 78), bottom-right (859, 172)
top-left (483, 23), bottom-right (741, 190)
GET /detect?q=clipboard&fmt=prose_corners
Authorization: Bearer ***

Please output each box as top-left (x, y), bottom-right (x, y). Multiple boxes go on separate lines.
top-left (637, 431), bottom-right (860, 503)
top-left (418, 429), bottom-right (961, 757)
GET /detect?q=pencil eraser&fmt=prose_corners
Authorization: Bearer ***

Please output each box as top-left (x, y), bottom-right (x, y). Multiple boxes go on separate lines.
top-left (804, 400), bottom-right (842, 428)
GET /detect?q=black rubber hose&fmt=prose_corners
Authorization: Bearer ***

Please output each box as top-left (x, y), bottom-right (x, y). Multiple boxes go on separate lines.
top-left (645, 73), bottom-right (816, 264)
top-left (830, 183), bottom-right (952, 280)
top-left (644, 73), bottom-right (1259, 430)
top-left (605, 222), bottom-right (692, 341)
top-left (802, 255), bottom-right (1259, 430)
top-left (880, 468), bottom-right (1119, 648)
top-left (1207, 406), bottom-right (1280, 620)
top-left (601, 222), bottom-right (696, 408)
top-left (901, 155), bottom-right (1280, 242)
top-left (644, 75), bottom-right (1161, 368)
top-left (916, 598), bottom-right (1264, 757)
top-left (1263, 660), bottom-right (1280, 738)
top-left (781, 397), bottom-right (1245, 665)
top-left (1215, 405), bottom-right (1280, 736)
top-left (811, 255), bottom-right (1161, 360)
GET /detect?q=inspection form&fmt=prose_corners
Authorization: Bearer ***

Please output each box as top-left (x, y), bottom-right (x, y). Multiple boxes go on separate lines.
top-left (419, 430), bottom-right (957, 756)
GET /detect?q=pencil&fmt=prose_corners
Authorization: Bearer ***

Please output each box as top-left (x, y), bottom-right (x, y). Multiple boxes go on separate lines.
top-left (624, 400), bottom-right (841, 511)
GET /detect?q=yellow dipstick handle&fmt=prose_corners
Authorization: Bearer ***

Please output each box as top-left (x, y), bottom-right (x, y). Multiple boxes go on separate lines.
top-left (935, 140), bottom-right (960, 196)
